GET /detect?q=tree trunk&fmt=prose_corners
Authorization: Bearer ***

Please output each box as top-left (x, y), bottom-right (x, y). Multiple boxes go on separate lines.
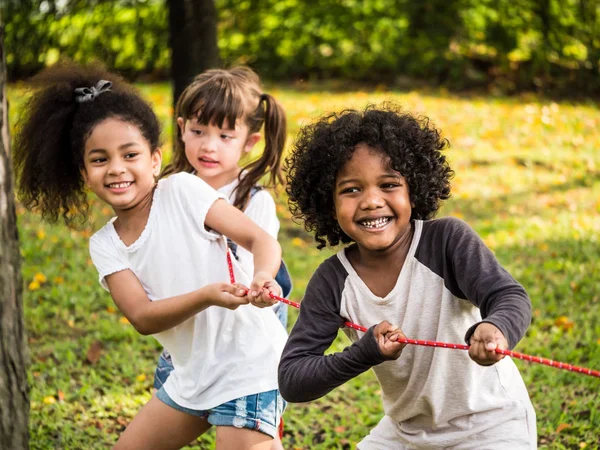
top-left (168, 0), bottom-right (220, 107)
top-left (0, 21), bottom-right (29, 450)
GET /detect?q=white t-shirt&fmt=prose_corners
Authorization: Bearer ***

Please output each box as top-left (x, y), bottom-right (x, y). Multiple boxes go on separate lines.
top-left (217, 176), bottom-right (280, 277)
top-left (89, 172), bottom-right (287, 409)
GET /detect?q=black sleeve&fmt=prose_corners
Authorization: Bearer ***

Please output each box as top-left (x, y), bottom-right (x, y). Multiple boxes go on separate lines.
top-left (417, 218), bottom-right (532, 349)
top-left (278, 257), bottom-right (388, 403)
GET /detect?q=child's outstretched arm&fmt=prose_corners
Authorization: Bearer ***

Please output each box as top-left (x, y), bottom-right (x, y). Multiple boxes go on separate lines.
top-left (205, 198), bottom-right (282, 304)
top-left (105, 270), bottom-right (249, 335)
top-left (278, 263), bottom-right (402, 403)
top-left (439, 218), bottom-right (532, 364)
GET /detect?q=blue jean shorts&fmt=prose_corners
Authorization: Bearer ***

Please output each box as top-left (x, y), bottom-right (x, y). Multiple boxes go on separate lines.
top-left (156, 385), bottom-right (286, 439)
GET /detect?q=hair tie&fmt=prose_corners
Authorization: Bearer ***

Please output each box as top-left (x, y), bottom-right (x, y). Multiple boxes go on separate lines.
top-left (74, 80), bottom-right (112, 103)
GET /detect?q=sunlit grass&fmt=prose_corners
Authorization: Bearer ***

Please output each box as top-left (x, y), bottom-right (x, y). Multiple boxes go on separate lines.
top-left (9, 82), bottom-right (600, 449)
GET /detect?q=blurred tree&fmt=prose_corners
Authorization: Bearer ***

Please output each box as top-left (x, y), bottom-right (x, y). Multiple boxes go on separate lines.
top-left (0, 20), bottom-right (29, 450)
top-left (168, 0), bottom-right (219, 107)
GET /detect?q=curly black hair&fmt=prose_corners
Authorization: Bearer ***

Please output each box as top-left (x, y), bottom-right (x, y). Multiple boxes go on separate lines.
top-left (12, 61), bottom-right (161, 227)
top-left (285, 103), bottom-right (453, 249)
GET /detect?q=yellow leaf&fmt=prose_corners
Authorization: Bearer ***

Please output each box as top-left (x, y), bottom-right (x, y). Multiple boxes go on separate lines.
top-left (106, 306), bottom-right (116, 313)
top-left (136, 374), bottom-right (147, 382)
top-left (119, 316), bottom-right (130, 324)
top-left (67, 319), bottom-right (75, 328)
top-left (292, 237), bottom-right (305, 248)
top-left (43, 396), bottom-right (56, 404)
top-left (37, 229), bottom-right (46, 240)
top-left (34, 272), bottom-right (47, 283)
top-left (556, 423), bottom-right (571, 433)
top-left (28, 280), bottom-right (41, 291)
top-left (554, 316), bottom-right (574, 331)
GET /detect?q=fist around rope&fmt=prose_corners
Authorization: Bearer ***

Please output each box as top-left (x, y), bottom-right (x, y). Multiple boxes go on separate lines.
top-left (247, 271), bottom-right (282, 308)
top-left (468, 322), bottom-right (508, 366)
top-left (205, 282), bottom-right (250, 310)
top-left (374, 321), bottom-right (407, 360)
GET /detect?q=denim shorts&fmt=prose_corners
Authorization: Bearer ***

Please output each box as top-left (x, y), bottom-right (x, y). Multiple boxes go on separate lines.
top-left (156, 386), bottom-right (286, 439)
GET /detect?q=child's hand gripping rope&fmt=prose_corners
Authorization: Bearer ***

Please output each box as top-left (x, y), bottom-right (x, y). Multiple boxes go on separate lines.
top-left (227, 251), bottom-right (600, 379)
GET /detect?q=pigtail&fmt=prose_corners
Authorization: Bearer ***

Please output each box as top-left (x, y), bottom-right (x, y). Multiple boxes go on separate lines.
top-left (234, 93), bottom-right (287, 210)
top-left (13, 73), bottom-right (88, 226)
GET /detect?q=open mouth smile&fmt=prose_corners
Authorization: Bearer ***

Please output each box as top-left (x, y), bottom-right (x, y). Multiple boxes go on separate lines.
top-left (357, 216), bottom-right (393, 229)
top-left (106, 181), bottom-right (133, 189)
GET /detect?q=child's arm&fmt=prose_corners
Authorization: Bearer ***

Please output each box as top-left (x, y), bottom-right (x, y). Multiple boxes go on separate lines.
top-left (278, 262), bottom-right (402, 403)
top-left (438, 218), bottom-right (532, 364)
top-left (205, 198), bottom-right (282, 303)
top-left (105, 270), bottom-right (249, 335)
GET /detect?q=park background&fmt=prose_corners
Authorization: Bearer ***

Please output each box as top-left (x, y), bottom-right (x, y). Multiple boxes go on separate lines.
top-left (2, 0), bottom-right (600, 448)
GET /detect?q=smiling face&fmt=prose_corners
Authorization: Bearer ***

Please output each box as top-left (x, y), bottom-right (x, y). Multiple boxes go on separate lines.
top-left (333, 143), bottom-right (413, 255)
top-left (81, 118), bottom-right (162, 213)
top-left (177, 116), bottom-right (260, 189)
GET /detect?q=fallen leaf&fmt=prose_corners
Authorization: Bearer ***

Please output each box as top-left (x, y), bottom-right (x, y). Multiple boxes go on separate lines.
top-left (554, 316), bottom-right (574, 331)
top-left (116, 417), bottom-right (129, 427)
top-left (334, 426), bottom-right (346, 433)
top-left (43, 396), bottom-right (56, 405)
top-left (86, 340), bottom-right (103, 364)
top-left (34, 273), bottom-right (47, 283)
top-left (556, 423), bottom-right (571, 433)
top-left (57, 391), bottom-right (65, 402)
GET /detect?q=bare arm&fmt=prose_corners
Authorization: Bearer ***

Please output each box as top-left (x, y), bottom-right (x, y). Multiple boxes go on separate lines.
top-left (105, 269), bottom-right (249, 335)
top-left (205, 198), bottom-right (282, 283)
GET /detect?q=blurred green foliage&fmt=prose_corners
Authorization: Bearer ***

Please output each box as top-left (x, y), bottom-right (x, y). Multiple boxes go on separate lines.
top-left (2, 0), bottom-right (599, 93)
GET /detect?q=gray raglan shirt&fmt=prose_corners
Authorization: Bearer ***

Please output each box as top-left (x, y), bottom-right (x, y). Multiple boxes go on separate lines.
top-left (279, 218), bottom-right (536, 447)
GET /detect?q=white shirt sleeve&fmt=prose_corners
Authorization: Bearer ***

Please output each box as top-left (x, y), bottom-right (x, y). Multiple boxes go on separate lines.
top-left (89, 230), bottom-right (131, 291)
top-left (168, 173), bottom-right (226, 240)
top-left (243, 189), bottom-right (280, 238)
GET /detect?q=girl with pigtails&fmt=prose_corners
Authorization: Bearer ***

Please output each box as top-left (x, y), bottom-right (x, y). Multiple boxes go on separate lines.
top-left (13, 63), bottom-right (287, 450)
top-left (156, 67), bottom-right (292, 399)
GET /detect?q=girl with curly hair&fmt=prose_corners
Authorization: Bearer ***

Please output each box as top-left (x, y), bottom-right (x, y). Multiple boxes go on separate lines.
top-left (13, 63), bottom-right (287, 450)
top-left (279, 104), bottom-right (537, 449)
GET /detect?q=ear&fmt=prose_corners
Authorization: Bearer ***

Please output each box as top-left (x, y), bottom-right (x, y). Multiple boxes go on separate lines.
top-left (176, 117), bottom-right (186, 134)
top-left (243, 132), bottom-right (261, 154)
top-left (151, 148), bottom-right (163, 177)
top-left (80, 168), bottom-right (90, 187)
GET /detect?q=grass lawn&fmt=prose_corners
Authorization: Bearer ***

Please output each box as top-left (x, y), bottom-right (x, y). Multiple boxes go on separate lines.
top-left (9, 82), bottom-right (600, 449)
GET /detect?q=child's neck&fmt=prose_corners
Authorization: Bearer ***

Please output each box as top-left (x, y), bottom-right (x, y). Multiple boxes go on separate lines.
top-left (347, 224), bottom-right (414, 298)
top-left (197, 168), bottom-right (241, 191)
top-left (112, 189), bottom-right (154, 246)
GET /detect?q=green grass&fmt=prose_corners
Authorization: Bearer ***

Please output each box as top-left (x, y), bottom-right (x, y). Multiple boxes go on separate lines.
top-left (9, 83), bottom-right (600, 449)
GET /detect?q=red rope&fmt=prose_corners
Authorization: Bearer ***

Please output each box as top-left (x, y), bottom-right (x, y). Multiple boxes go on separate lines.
top-left (226, 251), bottom-right (600, 379)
